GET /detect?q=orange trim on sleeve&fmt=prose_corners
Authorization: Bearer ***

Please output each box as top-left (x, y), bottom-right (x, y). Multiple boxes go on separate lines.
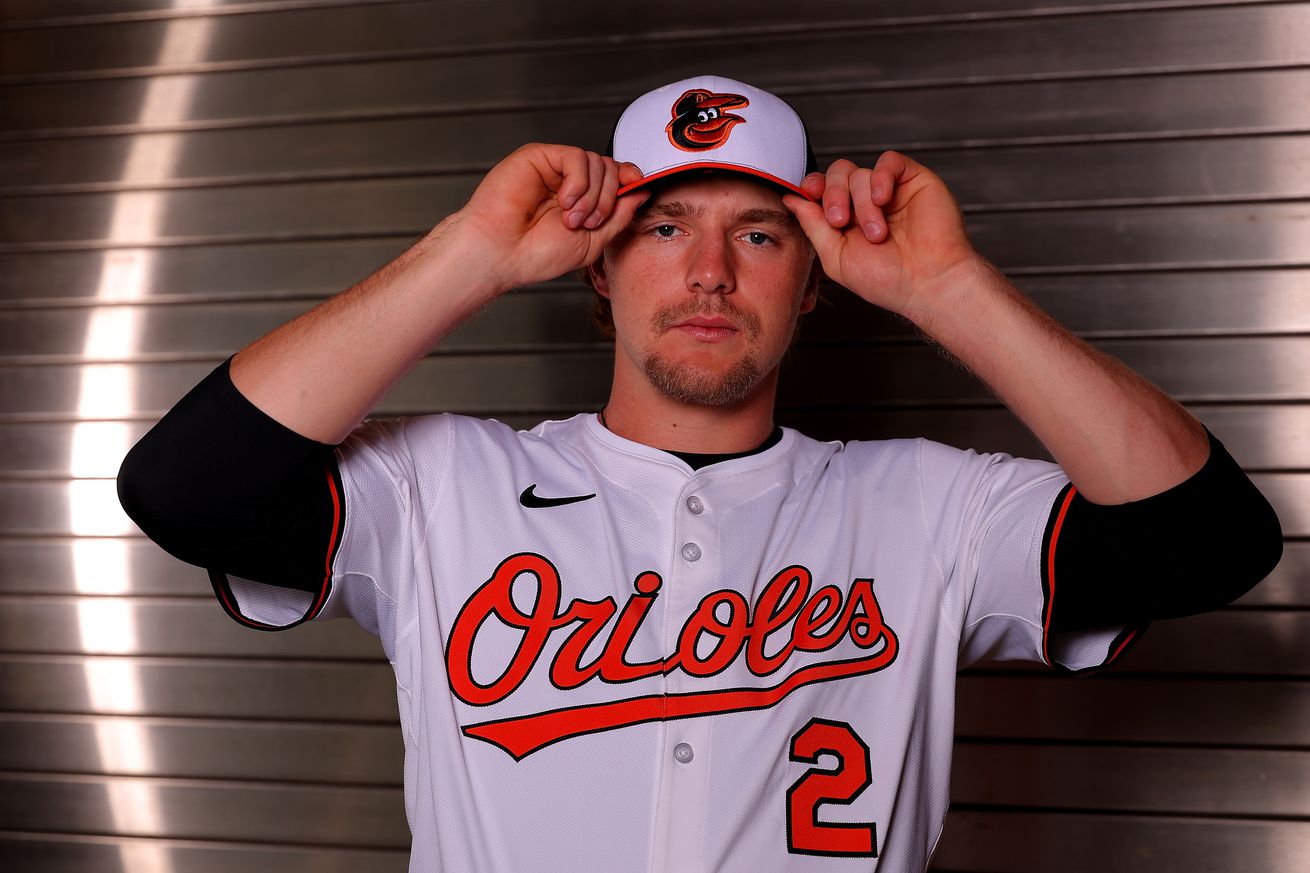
top-left (1041, 485), bottom-right (1078, 666)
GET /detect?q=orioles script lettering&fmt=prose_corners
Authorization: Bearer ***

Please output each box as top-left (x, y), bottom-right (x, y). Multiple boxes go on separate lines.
top-left (446, 553), bottom-right (898, 759)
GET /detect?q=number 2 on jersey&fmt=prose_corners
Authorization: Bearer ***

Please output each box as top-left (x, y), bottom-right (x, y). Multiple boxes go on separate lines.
top-left (786, 718), bottom-right (878, 857)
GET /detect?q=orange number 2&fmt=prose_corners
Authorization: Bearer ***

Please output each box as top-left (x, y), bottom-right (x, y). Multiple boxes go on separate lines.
top-left (786, 717), bottom-right (878, 857)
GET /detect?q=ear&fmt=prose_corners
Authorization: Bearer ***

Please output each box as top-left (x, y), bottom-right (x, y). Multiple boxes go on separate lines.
top-left (587, 256), bottom-right (612, 299)
top-left (799, 256), bottom-right (821, 314)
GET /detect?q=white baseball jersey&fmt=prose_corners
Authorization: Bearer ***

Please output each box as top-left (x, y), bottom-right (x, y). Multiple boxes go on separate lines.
top-left (216, 412), bottom-right (1141, 872)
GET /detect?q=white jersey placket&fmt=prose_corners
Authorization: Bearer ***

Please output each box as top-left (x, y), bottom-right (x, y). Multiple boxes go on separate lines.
top-left (648, 473), bottom-right (717, 873)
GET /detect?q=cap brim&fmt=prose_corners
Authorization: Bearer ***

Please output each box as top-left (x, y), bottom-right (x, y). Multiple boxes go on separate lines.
top-left (617, 162), bottom-right (815, 201)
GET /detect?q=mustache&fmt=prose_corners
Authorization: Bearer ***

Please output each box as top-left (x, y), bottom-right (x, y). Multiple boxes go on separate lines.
top-left (651, 299), bottom-right (761, 338)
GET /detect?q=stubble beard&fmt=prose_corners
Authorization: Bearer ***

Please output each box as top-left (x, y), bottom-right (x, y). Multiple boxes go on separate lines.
top-left (641, 300), bottom-right (765, 407)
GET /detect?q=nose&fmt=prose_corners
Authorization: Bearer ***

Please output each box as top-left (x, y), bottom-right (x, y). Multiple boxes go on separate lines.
top-left (684, 234), bottom-right (735, 296)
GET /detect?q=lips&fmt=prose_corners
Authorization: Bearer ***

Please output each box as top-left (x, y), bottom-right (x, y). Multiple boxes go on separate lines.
top-left (673, 315), bottom-right (739, 342)
top-left (678, 316), bottom-right (737, 330)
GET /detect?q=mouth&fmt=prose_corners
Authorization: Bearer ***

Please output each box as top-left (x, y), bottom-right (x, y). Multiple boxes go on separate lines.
top-left (673, 315), bottom-right (739, 341)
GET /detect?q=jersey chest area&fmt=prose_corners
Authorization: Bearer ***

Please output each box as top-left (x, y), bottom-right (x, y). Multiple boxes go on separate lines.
top-left (401, 439), bottom-right (956, 871)
top-left (426, 455), bottom-right (946, 757)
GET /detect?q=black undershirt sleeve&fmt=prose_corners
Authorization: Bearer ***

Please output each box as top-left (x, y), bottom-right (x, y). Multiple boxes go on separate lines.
top-left (117, 358), bottom-right (340, 594)
top-left (1045, 429), bottom-right (1284, 633)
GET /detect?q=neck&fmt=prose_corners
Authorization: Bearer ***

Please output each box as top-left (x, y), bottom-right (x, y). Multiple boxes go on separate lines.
top-left (601, 360), bottom-right (780, 453)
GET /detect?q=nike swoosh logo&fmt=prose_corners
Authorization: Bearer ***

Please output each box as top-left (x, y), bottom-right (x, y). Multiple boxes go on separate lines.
top-left (519, 485), bottom-right (596, 509)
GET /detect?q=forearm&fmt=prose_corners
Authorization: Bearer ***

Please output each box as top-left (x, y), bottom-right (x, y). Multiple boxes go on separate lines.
top-left (908, 255), bottom-right (1208, 504)
top-left (232, 214), bottom-right (502, 444)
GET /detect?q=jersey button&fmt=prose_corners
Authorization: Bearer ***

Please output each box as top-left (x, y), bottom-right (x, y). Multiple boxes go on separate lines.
top-left (686, 495), bottom-right (704, 514)
top-left (681, 542), bottom-right (701, 562)
top-left (673, 742), bottom-right (695, 763)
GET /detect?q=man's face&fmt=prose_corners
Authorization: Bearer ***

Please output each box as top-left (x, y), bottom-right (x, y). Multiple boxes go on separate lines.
top-left (590, 174), bottom-right (819, 408)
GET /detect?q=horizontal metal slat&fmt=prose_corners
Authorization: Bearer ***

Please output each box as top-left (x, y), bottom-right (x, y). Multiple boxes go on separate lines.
top-left (951, 743), bottom-right (1310, 817)
top-left (0, 337), bottom-right (1303, 421)
top-left (0, 596), bottom-right (385, 658)
top-left (6, 126), bottom-right (1310, 204)
top-left (0, 771), bottom-right (408, 846)
top-left (0, 538), bottom-right (206, 596)
top-left (0, 713), bottom-right (402, 783)
top-left (0, 0), bottom-right (375, 27)
top-left (0, 655), bottom-right (399, 719)
top-left (955, 674), bottom-right (1310, 745)
top-left (3, 0), bottom-right (1293, 80)
top-left (0, 830), bottom-right (408, 873)
top-left (0, 236), bottom-right (409, 305)
top-left (3, 12), bottom-right (1308, 136)
top-left (934, 809), bottom-right (1310, 873)
top-left (8, 267), bottom-right (1310, 365)
top-left (7, 182), bottom-right (1309, 276)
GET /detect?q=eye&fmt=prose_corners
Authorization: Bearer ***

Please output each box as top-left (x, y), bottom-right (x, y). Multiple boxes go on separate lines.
top-left (652, 224), bottom-right (680, 239)
top-left (697, 110), bottom-right (709, 123)
top-left (743, 230), bottom-right (774, 246)
top-left (706, 107), bottom-right (720, 119)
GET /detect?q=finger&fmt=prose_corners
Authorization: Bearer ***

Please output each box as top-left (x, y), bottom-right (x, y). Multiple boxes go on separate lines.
top-left (849, 168), bottom-right (887, 243)
top-left (583, 157), bottom-right (622, 229)
top-left (800, 171), bottom-right (826, 201)
top-left (586, 189), bottom-right (650, 254)
top-left (870, 150), bottom-right (915, 207)
top-left (781, 192), bottom-right (843, 260)
top-left (555, 146), bottom-right (592, 221)
top-left (565, 151), bottom-right (606, 229)
top-left (822, 159), bottom-right (856, 227)
top-left (617, 161), bottom-right (644, 189)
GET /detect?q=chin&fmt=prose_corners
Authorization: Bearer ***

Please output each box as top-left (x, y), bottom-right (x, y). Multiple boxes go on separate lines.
top-left (642, 351), bottom-right (765, 407)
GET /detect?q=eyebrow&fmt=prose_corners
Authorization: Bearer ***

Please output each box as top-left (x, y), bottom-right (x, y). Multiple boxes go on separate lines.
top-left (640, 201), bottom-right (797, 228)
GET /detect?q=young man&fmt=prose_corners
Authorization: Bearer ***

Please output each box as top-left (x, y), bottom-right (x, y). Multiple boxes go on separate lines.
top-left (119, 76), bottom-right (1281, 871)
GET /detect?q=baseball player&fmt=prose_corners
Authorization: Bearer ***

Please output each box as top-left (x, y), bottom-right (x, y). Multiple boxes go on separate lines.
top-left (119, 76), bottom-right (1282, 871)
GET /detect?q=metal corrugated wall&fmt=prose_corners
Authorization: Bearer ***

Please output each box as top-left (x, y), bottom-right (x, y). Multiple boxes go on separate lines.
top-left (0, 1), bottom-right (1306, 870)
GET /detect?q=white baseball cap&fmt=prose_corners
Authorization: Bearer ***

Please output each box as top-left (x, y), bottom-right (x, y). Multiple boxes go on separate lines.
top-left (611, 75), bottom-right (818, 200)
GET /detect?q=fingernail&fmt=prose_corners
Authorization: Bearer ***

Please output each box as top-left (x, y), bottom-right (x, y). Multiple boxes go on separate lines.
top-left (873, 185), bottom-right (886, 201)
top-left (567, 210), bottom-right (585, 228)
top-left (865, 222), bottom-right (882, 240)
top-left (562, 194), bottom-right (578, 210)
top-left (584, 212), bottom-right (603, 229)
top-left (827, 207), bottom-right (843, 224)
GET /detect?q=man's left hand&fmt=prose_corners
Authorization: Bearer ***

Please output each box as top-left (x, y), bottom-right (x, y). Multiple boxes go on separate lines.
top-left (782, 151), bottom-right (978, 320)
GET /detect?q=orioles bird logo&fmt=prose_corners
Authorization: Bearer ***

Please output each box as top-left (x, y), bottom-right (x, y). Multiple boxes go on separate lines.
top-left (666, 88), bottom-right (749, 152)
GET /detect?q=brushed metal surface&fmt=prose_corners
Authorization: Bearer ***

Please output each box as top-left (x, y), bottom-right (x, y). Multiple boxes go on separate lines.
top-left (952, 744), bottom-right (1310, 816)
top-left (0, 596), bottom-right (386, 658)
top-left (6, 267), bottom-right (1307, 365)
top-left (0, 538), bottom-right (207, 596)
top-left (9, 126), bottom-right (1309, 205)
top-left (2, 0), bottom-right (1304, 869)
top-left (7, 186), bottom-right (1308, 278)
top-left (0, 771), bottom-right (409, 845)
top-left (3, 1), bottom-right (1292, 80)
top-left (0, 713), bottom-right (403, 782)
top-left (935, 811), bottom-right (1310, 873)
top-left (3, 11), bottom-right (1308, 135)
top-left (0, 832), bottom-right (408, 873)
top-left (0, 237), bottom-right (411, 304)
top-left (0, 336), bottom-right (1303, 420)
top-left (0, 0), bottom-right (378, 26)
top-left (0, 655), bottom-right (399, 719)
top-left (956, 675), bottom-right (1310, 745)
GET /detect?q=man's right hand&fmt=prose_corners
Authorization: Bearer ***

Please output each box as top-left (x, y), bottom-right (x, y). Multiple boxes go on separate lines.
top-left (451, 144), bottom-right (649, 294)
